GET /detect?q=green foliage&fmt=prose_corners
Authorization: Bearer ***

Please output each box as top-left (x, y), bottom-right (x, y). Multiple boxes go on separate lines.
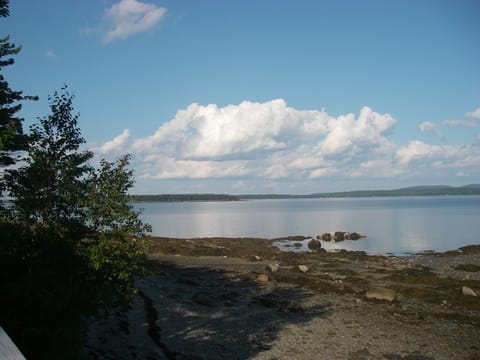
top-left (83, 155), bottom-right (152, 298)
top-left (6, 87), bottom-right (92, 240)
top-left (4, 86), bottom-right (150, 286)
top-left (85, 155), bottom-right (151, 237)
top-left (84, 236), bottom-right (146, 298)
top-left (1, 87), bottom-right (151, 359)
top-left (0, 1), bottom-right (9, 17)
top-left (0, 36), bottom-right (38, 165)
top-left (0, 0), bottom-right (38, 212)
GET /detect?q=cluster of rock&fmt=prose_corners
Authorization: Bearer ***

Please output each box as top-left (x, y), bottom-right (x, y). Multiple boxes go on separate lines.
top-left (318, 231), bottom-right (365, 242)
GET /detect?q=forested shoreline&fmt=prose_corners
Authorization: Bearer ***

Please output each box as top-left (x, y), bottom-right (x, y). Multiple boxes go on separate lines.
top-left (129, 193), bottom-right (240, 202)
top-left (129, 185), bottom-right (480, 203)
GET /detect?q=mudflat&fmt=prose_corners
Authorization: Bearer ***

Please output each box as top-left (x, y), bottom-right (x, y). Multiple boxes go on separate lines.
top-left (86, 237), bottom-right (480, 360)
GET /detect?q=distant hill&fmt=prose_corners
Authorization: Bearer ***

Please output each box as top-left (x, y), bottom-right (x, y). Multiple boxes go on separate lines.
top-left (461, 184), bottom-right (480, 189)
top-left (239, 184), bottom-right (480, 199)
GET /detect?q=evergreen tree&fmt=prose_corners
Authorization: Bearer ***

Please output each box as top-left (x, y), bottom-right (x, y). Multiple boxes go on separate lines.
top-left (0, 0), bottom-right (38, 210)
top-left (0, 1), bottom-right (9, 17)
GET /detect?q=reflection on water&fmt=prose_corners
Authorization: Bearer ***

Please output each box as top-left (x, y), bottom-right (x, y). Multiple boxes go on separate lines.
top-left (136, 196), bottom-right (480, 255)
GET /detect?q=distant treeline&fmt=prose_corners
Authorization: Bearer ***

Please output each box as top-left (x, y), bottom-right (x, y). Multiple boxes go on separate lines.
top-left (129, 194), bottom-right (240, 202)
top-left (129, 185), bottom-right (480, 203)
top-left (239, 185), bottom-right (480, 199)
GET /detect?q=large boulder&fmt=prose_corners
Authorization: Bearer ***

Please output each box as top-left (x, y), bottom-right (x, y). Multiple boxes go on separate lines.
top-left (308, 239), bottom-right (322, 250)
top-left (347, 232), bottom-right (364, 240)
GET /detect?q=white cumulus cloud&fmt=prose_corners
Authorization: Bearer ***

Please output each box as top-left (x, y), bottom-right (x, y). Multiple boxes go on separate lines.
top-left (419, 121), bottom-right (444, 139)
top-left (96, 101), bottom-right (480, 189)
top-left (139, 157), bottom-right (250, 180)
top-left (97, 129), bottom-right (130, 155)
top-left (466, 107), bottom-right (480, 120)
top-left (349, 160), bottom-right (403, 178)
top-left (133, 99), bottom-right (331, 160)
top-left (318, 106), bottom-right (396, 156)
top-left (131, 99), bottom-right (398, 181)
top-left (101, 0), bottom-right (167, 42)
top-left (395, 140), bottom-right (475, 166)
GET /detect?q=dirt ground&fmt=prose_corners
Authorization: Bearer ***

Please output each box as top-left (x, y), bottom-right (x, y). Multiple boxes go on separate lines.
top-left (85, 237), bottom-right (480, 360)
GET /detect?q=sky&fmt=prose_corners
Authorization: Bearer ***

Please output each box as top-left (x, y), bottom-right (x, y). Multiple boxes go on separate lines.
top-left (1, 0), bottom-right (479, 194)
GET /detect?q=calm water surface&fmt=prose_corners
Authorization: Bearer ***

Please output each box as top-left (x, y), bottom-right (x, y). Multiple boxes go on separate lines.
top-left (135, 196), bottom-right (480, 255)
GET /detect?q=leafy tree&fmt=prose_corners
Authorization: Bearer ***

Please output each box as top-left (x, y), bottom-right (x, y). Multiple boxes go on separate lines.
top-left (5, 87), bottom-right (150, 292)
top-left (2, 86), bottom-right (151, 359)
top-left (85, 155), bottom-right (151, 238)
top-left (83, 154), bottom-right (151, 297)
top-left (6, 86), bottom-right (92, 240)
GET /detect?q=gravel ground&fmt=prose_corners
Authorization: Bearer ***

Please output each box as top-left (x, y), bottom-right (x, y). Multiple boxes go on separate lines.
top-left (86, 238), bottom-right (480, 360)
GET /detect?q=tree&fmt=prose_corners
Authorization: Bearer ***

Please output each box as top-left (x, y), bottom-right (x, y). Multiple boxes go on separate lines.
top-left (84, 155), bottom-right (152, 296)
top-left (6, 85), bottom-right (150, 286)
top-left (85, 155), bottom-right (151, 239)
top-left (0, 0), bottom-right (38, 211)
top-left (2, 86), bottom-right (151, 358)
top-left (0, 1), bottom-right (9, 17)
top-left (6, 86), bottom-right (92, 240)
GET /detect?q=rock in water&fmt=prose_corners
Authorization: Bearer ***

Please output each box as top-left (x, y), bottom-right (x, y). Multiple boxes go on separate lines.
top-left (348, 232), bottom-right (364, 240)
top-left (308, 239), bottom-right (322, 250)
top-left (320, 232), bottom-right (332, 241)
top-left (366, 288), bottom-right (396, 302)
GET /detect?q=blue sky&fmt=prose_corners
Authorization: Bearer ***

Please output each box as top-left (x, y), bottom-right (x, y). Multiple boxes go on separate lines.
top-left (1, 0), bottom-right (479, 194)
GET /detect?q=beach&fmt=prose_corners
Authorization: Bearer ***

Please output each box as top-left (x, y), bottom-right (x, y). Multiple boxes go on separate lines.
top-left (86, 237), bottom-right (480, 359)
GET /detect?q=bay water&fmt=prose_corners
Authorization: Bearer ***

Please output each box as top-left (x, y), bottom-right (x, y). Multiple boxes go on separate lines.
top-left (135, 196), bottom-right (480, 255)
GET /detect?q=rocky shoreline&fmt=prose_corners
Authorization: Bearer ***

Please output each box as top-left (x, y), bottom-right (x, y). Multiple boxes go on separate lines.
top-left (86, 237), bottom-right (480, 359)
